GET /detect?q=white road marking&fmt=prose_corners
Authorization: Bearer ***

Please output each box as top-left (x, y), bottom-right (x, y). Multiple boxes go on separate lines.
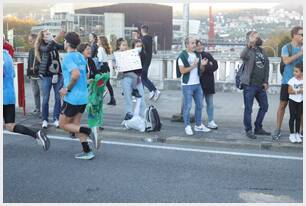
top-left (3, 131), bottom-right (303, 161)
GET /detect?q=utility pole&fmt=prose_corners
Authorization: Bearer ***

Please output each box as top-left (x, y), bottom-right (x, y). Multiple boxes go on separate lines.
top-left (172, 1), bottom-right (195, 123)
top-left (182, 1), bottom-right (190, 49)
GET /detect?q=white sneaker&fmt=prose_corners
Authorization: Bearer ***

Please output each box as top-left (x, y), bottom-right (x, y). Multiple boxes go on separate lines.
top-left (53, 120), bottom-right (59, 128)
top-left (295, 133), bottom-right (302, 143)
top-left (207, 120), bottom-right (218, 129)
top-left (42, 120), bottom-right (48, 129)
top-left (185, 125), bottom-right (194, 136)
top-left (194, 124), bottom-right (211, 132)
top-left (132, 96), bottom-right (137, 102)
top-left (149, 91), bottom-right (155, 100)
top-left (289, 133), bottom-right (297, 143)
top-left (153, 90), bottom-right (161, 102)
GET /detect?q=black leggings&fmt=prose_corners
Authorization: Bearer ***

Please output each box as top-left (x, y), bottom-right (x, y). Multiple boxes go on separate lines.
top-left (106, 80), bottom-right (114, 97)
top-left (100, 62), bottom-right (114, 98)
top-left (289, 99), bottom-right (303, 133)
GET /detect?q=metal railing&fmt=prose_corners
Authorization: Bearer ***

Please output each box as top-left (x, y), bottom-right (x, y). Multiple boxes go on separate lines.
top-left (14, 52), bottom-right (282, 87)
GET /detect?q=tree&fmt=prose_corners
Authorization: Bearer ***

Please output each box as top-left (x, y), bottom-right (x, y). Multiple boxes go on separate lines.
top-left (263, 30), bottom-right (291, 57)
top-left (3, 15), bottom-right (38, 49)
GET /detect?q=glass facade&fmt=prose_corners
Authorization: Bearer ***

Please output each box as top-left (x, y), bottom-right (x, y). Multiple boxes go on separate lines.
top-left (74, 14), bottom-right (105, 36)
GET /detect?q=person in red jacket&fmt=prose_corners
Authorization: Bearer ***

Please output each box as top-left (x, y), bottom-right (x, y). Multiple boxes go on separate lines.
top-left (3, 34), bottom-right (15, 57)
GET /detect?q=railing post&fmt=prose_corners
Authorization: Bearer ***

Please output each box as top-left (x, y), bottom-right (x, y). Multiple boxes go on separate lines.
top-left (16, 62), bottom-right (26, 116)
top-left (166, 59), bottom-right (173, 79)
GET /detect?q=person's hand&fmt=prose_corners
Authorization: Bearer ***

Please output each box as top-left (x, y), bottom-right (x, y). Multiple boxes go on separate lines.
top-left (201, 58), bottom-right (209, 66)
top-left (59, 87), bottom-right (68, 97)
top-left (192, 58), bottom-right (199, 69)
top-left (263, 83), bottom-right (269, 91)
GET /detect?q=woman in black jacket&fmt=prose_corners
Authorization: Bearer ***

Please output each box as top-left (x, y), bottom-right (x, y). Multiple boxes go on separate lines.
top-left (34, 30), bottom-right (65, 129)
top-left (27, 33), bottom-right (41, 116)
top-left (196, 39), bottom-right (219, 129)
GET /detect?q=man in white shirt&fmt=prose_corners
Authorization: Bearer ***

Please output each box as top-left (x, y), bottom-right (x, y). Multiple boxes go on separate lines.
top-left (176, 37), bottom-right (211, 135)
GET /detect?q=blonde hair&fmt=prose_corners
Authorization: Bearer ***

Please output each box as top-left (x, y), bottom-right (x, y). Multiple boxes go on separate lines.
top-left (34, 29), bottom-right (48, 63)
top-left (98, 36), bottom-right (112, 55)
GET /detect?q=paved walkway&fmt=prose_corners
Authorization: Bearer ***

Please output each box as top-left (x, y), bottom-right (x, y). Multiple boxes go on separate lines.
top-left (14, 82), bottom-right (302, 151)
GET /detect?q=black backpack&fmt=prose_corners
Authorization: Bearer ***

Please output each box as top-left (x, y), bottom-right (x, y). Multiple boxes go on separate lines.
top-left (235, 62), bottom-right (246, 90)
top-left (279, 43), bottom-right (292, 76)
top-left (145, 105), bottom-right (162, 132)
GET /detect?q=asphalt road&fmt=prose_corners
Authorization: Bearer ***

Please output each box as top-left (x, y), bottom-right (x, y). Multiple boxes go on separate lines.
top-left (3, 133), bottom-right (303, 203)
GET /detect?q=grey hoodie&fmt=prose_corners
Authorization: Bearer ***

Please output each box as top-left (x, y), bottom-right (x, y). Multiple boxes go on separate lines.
top-left (240, 46), bottom-right (269, 86)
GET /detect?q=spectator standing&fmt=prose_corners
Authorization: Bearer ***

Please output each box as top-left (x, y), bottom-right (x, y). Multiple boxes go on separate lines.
top-left (140, 25), bottom-right (161, 101)
top-left (27, 33), bottom-right (41, 116)
top-left (196, 39), bottom-right (219, 129)
top-left (89, 33), bottom-right (98, 66)
top-left (240, 31), bottom-right (270, 139)
top-left (176, 37), bottom-right (211, 136)
top-left (97, 36), bottom-right (116, 105)
top-left (35, 30), bottom-right (65, 129)
top-left (287, 63), bottom-right (303, 143)
top-left (272, 26), bottom-right (303, 140)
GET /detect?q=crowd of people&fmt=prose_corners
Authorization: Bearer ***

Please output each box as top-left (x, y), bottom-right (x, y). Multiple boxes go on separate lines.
top-left (2, 25), bottom-right (303, 160)
top-left (175, 26), bottom-right (303, 140)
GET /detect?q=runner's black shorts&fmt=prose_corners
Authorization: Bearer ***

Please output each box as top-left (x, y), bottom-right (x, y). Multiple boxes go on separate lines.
top-left (280, 84), bottom-right (289, 101)
top-left (3, 104), bottom-right (15, 124)
top-left (61, 101), bottom-right (86, 118)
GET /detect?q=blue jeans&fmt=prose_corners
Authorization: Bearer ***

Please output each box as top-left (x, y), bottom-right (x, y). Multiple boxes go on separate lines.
top-left (41, 75), bottom-right (63, 122)
top-left (243, 85), bottom-right (269, 131)
top-left (121, 76), bottom-right (146, 118)
top-left (141, 65), bottom-right (156, 92)
top-left (203, 94), bottom-right (214, 122)
top-left (182, 84), bottom-right (203, 128)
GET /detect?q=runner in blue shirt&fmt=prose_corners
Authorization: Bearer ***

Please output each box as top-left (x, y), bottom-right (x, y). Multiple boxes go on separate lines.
top-left (272, 26), bottom-right (303, 140)
top-left (59, 32), bottom-right (101, 160)
top-left (3, 49), bottom-right (50, 150)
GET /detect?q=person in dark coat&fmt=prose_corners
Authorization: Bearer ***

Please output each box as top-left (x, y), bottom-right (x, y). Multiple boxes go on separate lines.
top-left (196, 39), bottom-right (219, 129)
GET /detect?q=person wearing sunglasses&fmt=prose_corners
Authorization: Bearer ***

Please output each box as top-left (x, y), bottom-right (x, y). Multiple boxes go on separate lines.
top-left (272, 26), bottom-right (303, 140)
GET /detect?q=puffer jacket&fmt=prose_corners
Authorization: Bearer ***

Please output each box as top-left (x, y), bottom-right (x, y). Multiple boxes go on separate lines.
top-left (36, 40), bottom-right (64, 76)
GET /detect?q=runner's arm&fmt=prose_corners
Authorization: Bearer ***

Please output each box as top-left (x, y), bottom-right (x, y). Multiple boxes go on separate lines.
top-left (66, 69), bottom-right (80, 91)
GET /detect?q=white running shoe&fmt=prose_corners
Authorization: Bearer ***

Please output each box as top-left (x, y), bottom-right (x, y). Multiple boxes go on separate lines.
top-left (185, 125), bottom-right (194, 136)
top-left (132, 96), bottom-right (137, 102)
top-left (289, 133), bottom-right (297, 143)
top-left (149, 91), bottom-right (155, 100)
top-left (207, 120), bottom-right (218, 129)
top-left (42, 120), bottom-right (48, 129)
top-left (153, 90), bottom-right (161, 102)
top-left (53, 120), bottom-right (59, 128)
top-left (194, 124), bottom-right (211, 132)
top-left (295, 133), bottom-right (302, 143)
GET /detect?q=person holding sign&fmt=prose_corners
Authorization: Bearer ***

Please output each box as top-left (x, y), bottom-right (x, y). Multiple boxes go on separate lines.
top-left (113, 38), bottom-right (146, 121)
top-left (114, 38), bottom-right (142, 98)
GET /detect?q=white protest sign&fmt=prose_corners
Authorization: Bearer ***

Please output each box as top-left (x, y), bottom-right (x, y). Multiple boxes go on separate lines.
top-left (113, 49), bottom-right (142, 72)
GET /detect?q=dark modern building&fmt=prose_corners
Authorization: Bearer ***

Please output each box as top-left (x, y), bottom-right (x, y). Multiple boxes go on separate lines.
top-left (75, 3), bottom-right (173, 50)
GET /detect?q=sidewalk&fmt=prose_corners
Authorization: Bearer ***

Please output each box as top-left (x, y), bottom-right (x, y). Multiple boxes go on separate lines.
top-left (15, 82), bottom-right (302, 152)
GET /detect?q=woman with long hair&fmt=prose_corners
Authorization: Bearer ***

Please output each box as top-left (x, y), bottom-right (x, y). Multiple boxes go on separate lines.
top-left (113, 38), bottom-right (146, 122)
top-left (89, 33), bottom-right (98, 65)
top-left (34, 29), bottom-right (65, 129)
top-left (97, 35), bottom-right (116, 105)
